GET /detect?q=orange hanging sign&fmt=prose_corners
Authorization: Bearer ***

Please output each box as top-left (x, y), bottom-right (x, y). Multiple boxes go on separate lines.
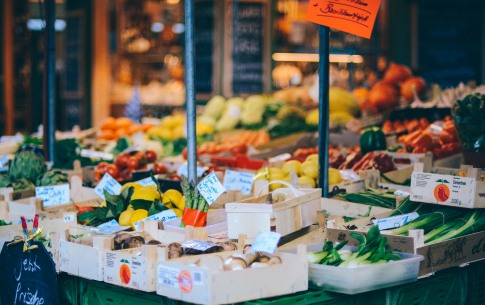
top-left (306, 0), bottom-right (381, 39)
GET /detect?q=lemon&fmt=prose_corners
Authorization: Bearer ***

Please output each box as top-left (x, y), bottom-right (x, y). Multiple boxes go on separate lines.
top-left (173, 208), bottom-right (183, 217)
top-left (298, 176), bottom-right (316, 188)
top-left (269, 167), bottom-right (285, 179)
top-left (328, 168), bottom-right (343, 185)
top-left (129, 209), bottom-right (149, 230)
top-left (130, 185), bottom-right (161, 210)
top-left (121, 182), bottom-right (142, 192)
top-left (305, 154), bottom-right (319, 164)
top-left (283, 160), bottom-right (302, 176)
top-left (176, 196), bottom-right (185, 211)
top-left (164, 189), bottom-right (183, 206)
top-left (301, 161), bottom-right (319, 179)
top-left (127, 204), bottom-right (135, 211)
top-left (99, 201), bottom-right (107, 207)
top-left (119, 209), bottom-right (135, 226)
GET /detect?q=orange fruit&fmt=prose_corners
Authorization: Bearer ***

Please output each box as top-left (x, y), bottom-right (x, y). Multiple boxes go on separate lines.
top-left (128, 124), bottom-right (142, 135)
top-left (100, 117), bottom-right (116, 130)
top-left (115, 117), bottom-right (133, 129)
top-left (98, 130), bottom-right (116, 140)
top-left (115, 128), bottom-right (129, 138)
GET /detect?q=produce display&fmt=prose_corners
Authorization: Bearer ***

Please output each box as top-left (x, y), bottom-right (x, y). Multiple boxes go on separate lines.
top-left (307, 226), bottom-right (400, 267)
top-left (336, 188), bottom-right (399, 209)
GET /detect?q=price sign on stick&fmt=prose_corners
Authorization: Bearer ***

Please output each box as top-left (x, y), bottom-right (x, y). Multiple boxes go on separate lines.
top-left (197, 172), bottom-right (226, 205)
top-left (95, 173), bottom-right (122, 200)
top-left (223, 170), bottom-right (254, 195)
top-left (306, 0), bottom-right (381, 39)
top-left (249, 232), bottom-right (282, 254)
top-left (35, 184), bottom-right (70, 207)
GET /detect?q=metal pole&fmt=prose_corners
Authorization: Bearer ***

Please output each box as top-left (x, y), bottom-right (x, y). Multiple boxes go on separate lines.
top-left (185, 0), bottom-right (197, 182)
top-left (43, 0), bottom-right (55, 162)
top-left (318, 26), bottom-right (330, 197)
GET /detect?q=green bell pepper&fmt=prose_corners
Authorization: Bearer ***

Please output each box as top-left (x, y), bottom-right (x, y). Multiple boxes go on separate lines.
top-left (360, 127), bottom-right (387, 155)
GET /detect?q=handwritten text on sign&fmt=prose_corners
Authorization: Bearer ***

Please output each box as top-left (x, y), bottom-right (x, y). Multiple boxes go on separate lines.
top-left (306, 0), bottom-right (381, 39)
top-left (197, 172), bottom-right (226, 205)
top-left (94, 173), bottom-right (122, 200)
top-left (35, 184), bottom-right (70, 208)
top-left (223, 170), bottom-right (254, 195)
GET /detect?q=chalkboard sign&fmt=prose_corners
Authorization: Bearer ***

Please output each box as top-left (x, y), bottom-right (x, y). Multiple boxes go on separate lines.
top-left (418, 0), bottom-right (482, 87)
top-left (231, 1), bottom-right (266, 94)
top-left (0, 241), bottom-right (60, 305)
top-left (195, 0), bottom-right (216, 94)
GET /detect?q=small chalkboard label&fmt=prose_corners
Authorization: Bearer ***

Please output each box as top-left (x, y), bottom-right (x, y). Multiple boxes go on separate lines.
top-left (195, 0), bottom-right (215, 94)
top-left (0, 241), bottom-right (59, 305)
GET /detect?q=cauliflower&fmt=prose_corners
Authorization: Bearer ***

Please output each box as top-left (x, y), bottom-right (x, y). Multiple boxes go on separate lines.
top-left (203, 95), bottom-right (226, 119)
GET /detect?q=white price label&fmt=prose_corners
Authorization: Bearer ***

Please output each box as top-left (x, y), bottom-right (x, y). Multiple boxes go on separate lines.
top-left (80, 149), bottom-right (113, 161)
top-left (158, 266), bottom-right (179, 288)
top-left (0, 155), bottom-right (8, 172)
top-left (223, 170), bottom-right (254, 195)
top-left (249, 232), bottom-right (281, 254)
top-left (135, 176), bottom-right (158, 186)
top-left (133, 209), bottom-right (177, 230)
top-left (197, 172), bottom-right (226, 205)
top-left (63, 213), bottom-right (76, 223)
top-left (95, 173), bottom-right (122, 200)
top-left (35, 184), bottom-right (70, 207)
top-left (96, 219), bottom-right (130, 234)
top-left (373, 212), bottom-right (419, 230)
top-left (394, 190), bottom-right (410, 197)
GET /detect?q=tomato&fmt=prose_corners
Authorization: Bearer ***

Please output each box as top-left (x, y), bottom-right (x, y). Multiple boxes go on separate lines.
top-left (134, 151), bottom-right (147, 167)
top-left (119, 168), bottom-right (133, 181)
top-left (106, 164), bottom-right (119, 178)
top-left (229, 144), bottom-right (248, 156)
top-left (127, 156), bottom-right (140, 170)
top-left (145, 150), bottom-right (157, 163)
top-left (168, 174), bottom-right (181, 181)
top-left (96, 162), bottom-right (109, 172)
top-left (153, 162), bottom-right (168, 175)
top-left (115, 153), bottom-right (130, 169)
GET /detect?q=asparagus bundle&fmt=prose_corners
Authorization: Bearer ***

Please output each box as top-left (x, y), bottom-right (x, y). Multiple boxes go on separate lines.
top-left (180, 176), bottom-right (209, 213)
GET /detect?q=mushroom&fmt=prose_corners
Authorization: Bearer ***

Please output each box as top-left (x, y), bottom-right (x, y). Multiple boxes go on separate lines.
top-left (122, 236), bottom-right (145, 249)
top-left (269, 256), bottom-right (282, 265)
top-left (167, 242), bottom-right (183, 259)
top-left (259, 256), bottom-right (270, 263)
top-left (243, 244), bottom-right (252, 254)
top-left (247, 252), bottom-right (262, 265)
top-left (146, 240), bottom-right (161, 245)
top-left (223, 256), bottom-right (247, 271)
top-left (250, 262), bottom-right (270, 268)
top-left (113, 232), bottom-right (131, 250)
top-left (216, 241), bottom-right (238, 251)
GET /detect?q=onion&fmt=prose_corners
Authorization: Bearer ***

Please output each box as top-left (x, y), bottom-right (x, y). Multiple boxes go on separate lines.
top-left (400, 77), bottom-right (426, 101)
top-left (368, 82), bottom-right (399, 112)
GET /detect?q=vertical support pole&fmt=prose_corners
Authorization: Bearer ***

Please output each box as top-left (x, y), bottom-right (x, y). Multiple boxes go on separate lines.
top-left (185, 0), bottom-right (197, 182)
top-left (2, 0), bottom-right (14, 135)
top-left (43, 0), bottom-right (56, 162)
top-left (318, 26), bottom-right (330, 198)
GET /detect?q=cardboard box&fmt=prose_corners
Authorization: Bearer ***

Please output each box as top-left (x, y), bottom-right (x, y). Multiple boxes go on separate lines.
top-left (156, 245), bottom-right (308, 304)
top-left (410, 163), bottom-right (485, 208)
top-left (225, 189), bottom-right (321, 240)
top-left (59, 227), bottom-right (111, 281)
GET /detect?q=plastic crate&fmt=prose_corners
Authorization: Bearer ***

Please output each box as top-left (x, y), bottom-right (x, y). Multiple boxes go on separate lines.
top-left (81, 280), bottom-right (163, 305)
top-left (240, 289), bottom-right (358, 305)
top-left (358, 267), bottom-right (468, 305)
top-left (467, 260), bottom-right (485, 305)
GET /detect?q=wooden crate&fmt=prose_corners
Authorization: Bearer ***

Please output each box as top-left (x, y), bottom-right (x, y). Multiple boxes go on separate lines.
top-left (225, 189), bottom-right (321, 240)
top-left (410, 163), bottom-right (485, 208)
top-left (210, 190), bottom-right (252, 209)
top-left (325, 221), bottom-right (485, 277)
top-left (59, 226), bottom-right (112, 281)
top-left (156, 245), bottom-right (308, 304)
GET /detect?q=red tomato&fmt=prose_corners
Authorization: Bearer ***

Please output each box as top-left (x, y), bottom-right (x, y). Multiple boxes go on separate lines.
top-left (119, 168), bottom-right (133, 181)
top-left (127, 156), bottom-right (140, 170)
top-left (115, 153), bottom-right (130, 169)
top-left (229, 144), bottom-right (248, 156)
top-left (145, 150), bottom-right (157, 163)
top-left (153, 162), bottom-right (168, 175)
top-left (106, 164), bottom-right (119, 178)
top-left (96, 162), bottom-right (109, 172)
top-left (134, 151), bottom-right (147, 167)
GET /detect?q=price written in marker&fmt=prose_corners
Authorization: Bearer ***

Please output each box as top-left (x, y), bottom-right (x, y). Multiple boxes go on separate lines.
top-left (94, 173), bottom-right (122, 200)
top-left (223, 170), bottom-right (254, 195)
top-left (197, 172), bottom-right (226, 205)
top-left (133, 210), bottom-right (177, 230)
top-left (35, 184), bottom-right (70, 207)
top-left (249, 232), bottom-right (282, 254)
top-left (306, 0), bottom-right (381, 39)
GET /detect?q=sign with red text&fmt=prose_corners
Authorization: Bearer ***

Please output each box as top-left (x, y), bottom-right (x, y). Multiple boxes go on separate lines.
top-left (306, 0), bottom-right (381, 39)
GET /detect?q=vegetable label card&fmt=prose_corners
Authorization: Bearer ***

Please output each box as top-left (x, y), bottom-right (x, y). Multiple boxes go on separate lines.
top-left (97, 219), bottom-right (130, 235)
top-left (133, 210), bottom-right (177, 230)
top-left (249, 232), bottom-right (282, 254)
top-left (306, 0), bottom-right (381, 39)
top-left (223, 169), bottom-right (254, 195)
top-left (0, 154), bottom-right (8, 172)
top-left (80, 149), bottom-right (114, 161)
top-left (35, 183), bottom-right (70, 207)
top-left (95, 173), bottom-right (122, 200)
top-left (136, 176), bottom-right (158, 186)
top-left (197, 172), bottom-right (226, 205)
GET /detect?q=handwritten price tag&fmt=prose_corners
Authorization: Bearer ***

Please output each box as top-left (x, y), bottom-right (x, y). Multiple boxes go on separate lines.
top-left (197, 172), bottom-right (226, 205)
top-left (136, 176), bottom-right (158, 186)
top-left (306, 0), bottom-right (381, 39)
top-left (133, 209), bottom-right (177, 230)
top-left (63, 212), bottom-right (76, 223)
top-left (94, 173), bottom-right (122, 200)
top-left (249, 232), bottom-right (282, 254)
top-left (35, 184), bottom-right (70, 207)
top-left (223, 170), bottom-right (254, 195)
top-left (0, 154), bottom-right (8, 172)
top-left (96, 219), bottom-right (130, 234)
